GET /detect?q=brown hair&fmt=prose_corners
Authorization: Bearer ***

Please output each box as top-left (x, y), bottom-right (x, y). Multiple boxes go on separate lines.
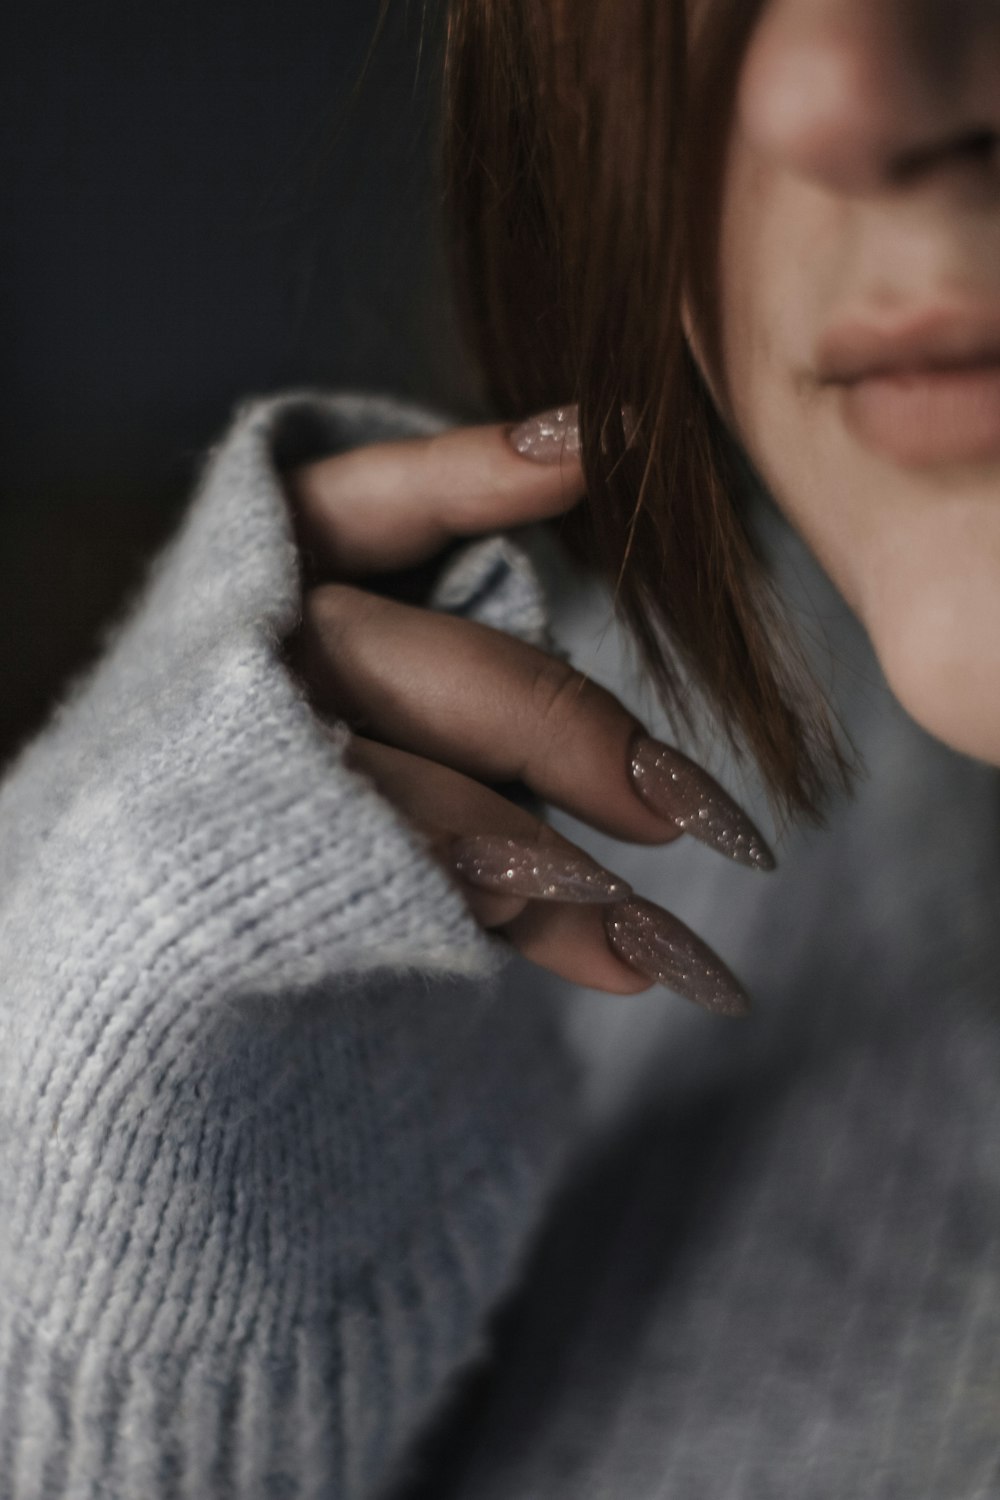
top-left (441, 0), bottom-right (855, 825)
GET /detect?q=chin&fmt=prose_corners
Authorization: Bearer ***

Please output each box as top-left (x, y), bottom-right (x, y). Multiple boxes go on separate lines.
top-left (866, 573), bottom-right (1000, 768)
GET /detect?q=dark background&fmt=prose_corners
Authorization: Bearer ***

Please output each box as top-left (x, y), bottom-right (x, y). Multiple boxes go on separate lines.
top-left (0, 0), bottom-right (471, 768)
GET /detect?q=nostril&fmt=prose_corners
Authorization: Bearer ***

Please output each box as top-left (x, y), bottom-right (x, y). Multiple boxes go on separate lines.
top-left (960, 128), bottom-right (1000, 159)
top-left (894, 126), bottom-right (1000, 183)
top-left (735, 3), bottom-right (1000, 200)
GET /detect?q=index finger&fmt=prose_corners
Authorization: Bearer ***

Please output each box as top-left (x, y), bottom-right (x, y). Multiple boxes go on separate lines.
top-left (283, 407), bottom-right (584, 579)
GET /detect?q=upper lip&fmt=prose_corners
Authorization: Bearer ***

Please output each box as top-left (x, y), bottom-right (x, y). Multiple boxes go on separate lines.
top-left (816, 307), bottom-right (1000, 384)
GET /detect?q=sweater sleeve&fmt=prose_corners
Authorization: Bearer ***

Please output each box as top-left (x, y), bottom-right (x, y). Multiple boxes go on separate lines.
top-left (0, 392), bottom-right (580, 1500)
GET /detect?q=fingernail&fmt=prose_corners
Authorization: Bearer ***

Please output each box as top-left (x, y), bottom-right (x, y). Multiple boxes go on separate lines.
top-left (448, 834), bottom-right (630, 902)
top-left (628, 731), bottom-right (776, 872)
top-left (603, 897), bottom-right (751, 1017)
top-left (508, 405), bottom-right (581, 464)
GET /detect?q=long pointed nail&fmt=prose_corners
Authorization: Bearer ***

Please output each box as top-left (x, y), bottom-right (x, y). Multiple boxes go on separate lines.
top-left (448, 835), bottom-right (631, 903)
top-left (628, 731), bottom-right (776, 871)
top-left (603, 898), bottom-right (751, 1017)
top-left (508, 405), bottom-right (581, 464)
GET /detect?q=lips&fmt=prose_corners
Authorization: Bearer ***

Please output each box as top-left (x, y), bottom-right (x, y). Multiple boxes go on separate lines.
top-left (816, 308), bottom-right (1000, 466)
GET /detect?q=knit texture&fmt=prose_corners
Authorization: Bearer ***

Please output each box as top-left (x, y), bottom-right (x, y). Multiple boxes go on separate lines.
top-left (0, 392), bottom-right (579, 1499)
top-left (389, 499), bottom-right (1000, 1500)
top-left (4, 391), bottom-right (1000, 1500)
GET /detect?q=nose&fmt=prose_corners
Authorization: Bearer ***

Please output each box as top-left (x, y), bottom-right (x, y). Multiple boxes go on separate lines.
top-left (736, 0), bottom-right (1000, 197)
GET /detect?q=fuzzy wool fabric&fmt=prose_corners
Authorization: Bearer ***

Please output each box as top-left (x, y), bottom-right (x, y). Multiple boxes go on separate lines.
top-left (395, 487), bottom-right (1000, 1500)
top-left (0, 392), bottom-right (580, 1499)
top-left (1, 391), bottom-right (999, 1500)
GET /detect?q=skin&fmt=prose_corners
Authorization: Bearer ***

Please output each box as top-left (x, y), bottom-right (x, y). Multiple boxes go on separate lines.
top-left (708, 0), bottom-right (1000, 766)
top-left (283, 425), bottom-right (671, 996)
top-left (279, 0), bottom-right (1000, 996)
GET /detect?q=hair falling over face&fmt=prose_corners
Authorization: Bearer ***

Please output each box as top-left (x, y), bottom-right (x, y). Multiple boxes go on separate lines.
top-left (442, 0), bottom-right (856, 826)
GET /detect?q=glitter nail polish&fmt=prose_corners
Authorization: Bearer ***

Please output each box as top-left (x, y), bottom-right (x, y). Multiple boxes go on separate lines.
top-left (508, 406), bottom-right (581, 464)
top-left (603, 897), bottom-right (751, 1017)
top-left (448, 834), bottom-right (631, 902)
top-left (628, 731), bottom-right (776, 871)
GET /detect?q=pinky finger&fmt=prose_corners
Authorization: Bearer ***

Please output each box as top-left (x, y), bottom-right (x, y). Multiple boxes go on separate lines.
top-left (343, 735), bottom-right (750, 1012)
top-left (498, 900), bottom-right (655, 995)
top-left (343, 735), bottom-right (648, 989)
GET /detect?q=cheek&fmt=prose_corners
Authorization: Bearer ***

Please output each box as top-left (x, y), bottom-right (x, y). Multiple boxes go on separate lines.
top-left (715, 145), bottom-right (802, 416)
top-left (714, 151), bottom-right (873, 608)
top-left (713, 143), bottom-right (1000, 764)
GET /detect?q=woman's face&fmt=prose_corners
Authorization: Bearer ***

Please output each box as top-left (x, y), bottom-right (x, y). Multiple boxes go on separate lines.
top-left (707, 0), bottom-right (1000, 764)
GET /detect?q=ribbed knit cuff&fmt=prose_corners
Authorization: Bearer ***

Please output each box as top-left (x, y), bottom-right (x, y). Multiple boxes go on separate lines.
top-left (0, 391), bottom-right (580, 1498)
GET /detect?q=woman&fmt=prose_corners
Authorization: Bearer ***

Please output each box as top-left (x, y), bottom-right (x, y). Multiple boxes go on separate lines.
top-left (1, 0), bottom-right (998, 1496)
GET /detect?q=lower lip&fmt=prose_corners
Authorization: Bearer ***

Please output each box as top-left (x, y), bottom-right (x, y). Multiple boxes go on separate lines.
top-left (840, 362), bottom-right (1000, 466)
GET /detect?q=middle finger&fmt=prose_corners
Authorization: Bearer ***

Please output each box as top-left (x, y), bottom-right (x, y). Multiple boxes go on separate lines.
top-left (293, 583), bottom-right (775, 862)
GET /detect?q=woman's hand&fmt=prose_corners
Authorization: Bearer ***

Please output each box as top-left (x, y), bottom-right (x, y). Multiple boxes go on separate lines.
top-left (281, 409), bottom-right (774, 1016)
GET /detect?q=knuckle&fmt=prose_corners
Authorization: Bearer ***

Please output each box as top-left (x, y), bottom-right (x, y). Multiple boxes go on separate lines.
top-left (530, 819), bottom-right (568, 855)
top-left (283, 452), bottom-right (343, 520)
top-left (528, 656), bottom-right (588, 740)
top-left (410, 431), bottom-right (446, 484)
top-left (303, 582), bottom-right (384, 641)
top-left (414, 430), bottom-right (478, 525)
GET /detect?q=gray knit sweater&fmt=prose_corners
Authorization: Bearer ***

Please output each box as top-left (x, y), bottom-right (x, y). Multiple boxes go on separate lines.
top-left (1, 391), bottom-right (999, 1500)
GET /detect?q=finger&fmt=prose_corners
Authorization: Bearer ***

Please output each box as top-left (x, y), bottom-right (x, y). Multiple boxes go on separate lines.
top-left (294, 585), bottom-right (774, 866)
top-left (345, 732), bottom-right (625, 927)
top-left (284, 413), bottom-right (585, 579)
top-left (503, 896), bottom-right (751, 1015)
top-left (348, 736), bottom-right (750, 1011)
top-left (499, 899), bottom-right (658, 993)
top-left (296, 584), bottom-right (662, 844)
top-left (345, 734), bottom-right (653, 995)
